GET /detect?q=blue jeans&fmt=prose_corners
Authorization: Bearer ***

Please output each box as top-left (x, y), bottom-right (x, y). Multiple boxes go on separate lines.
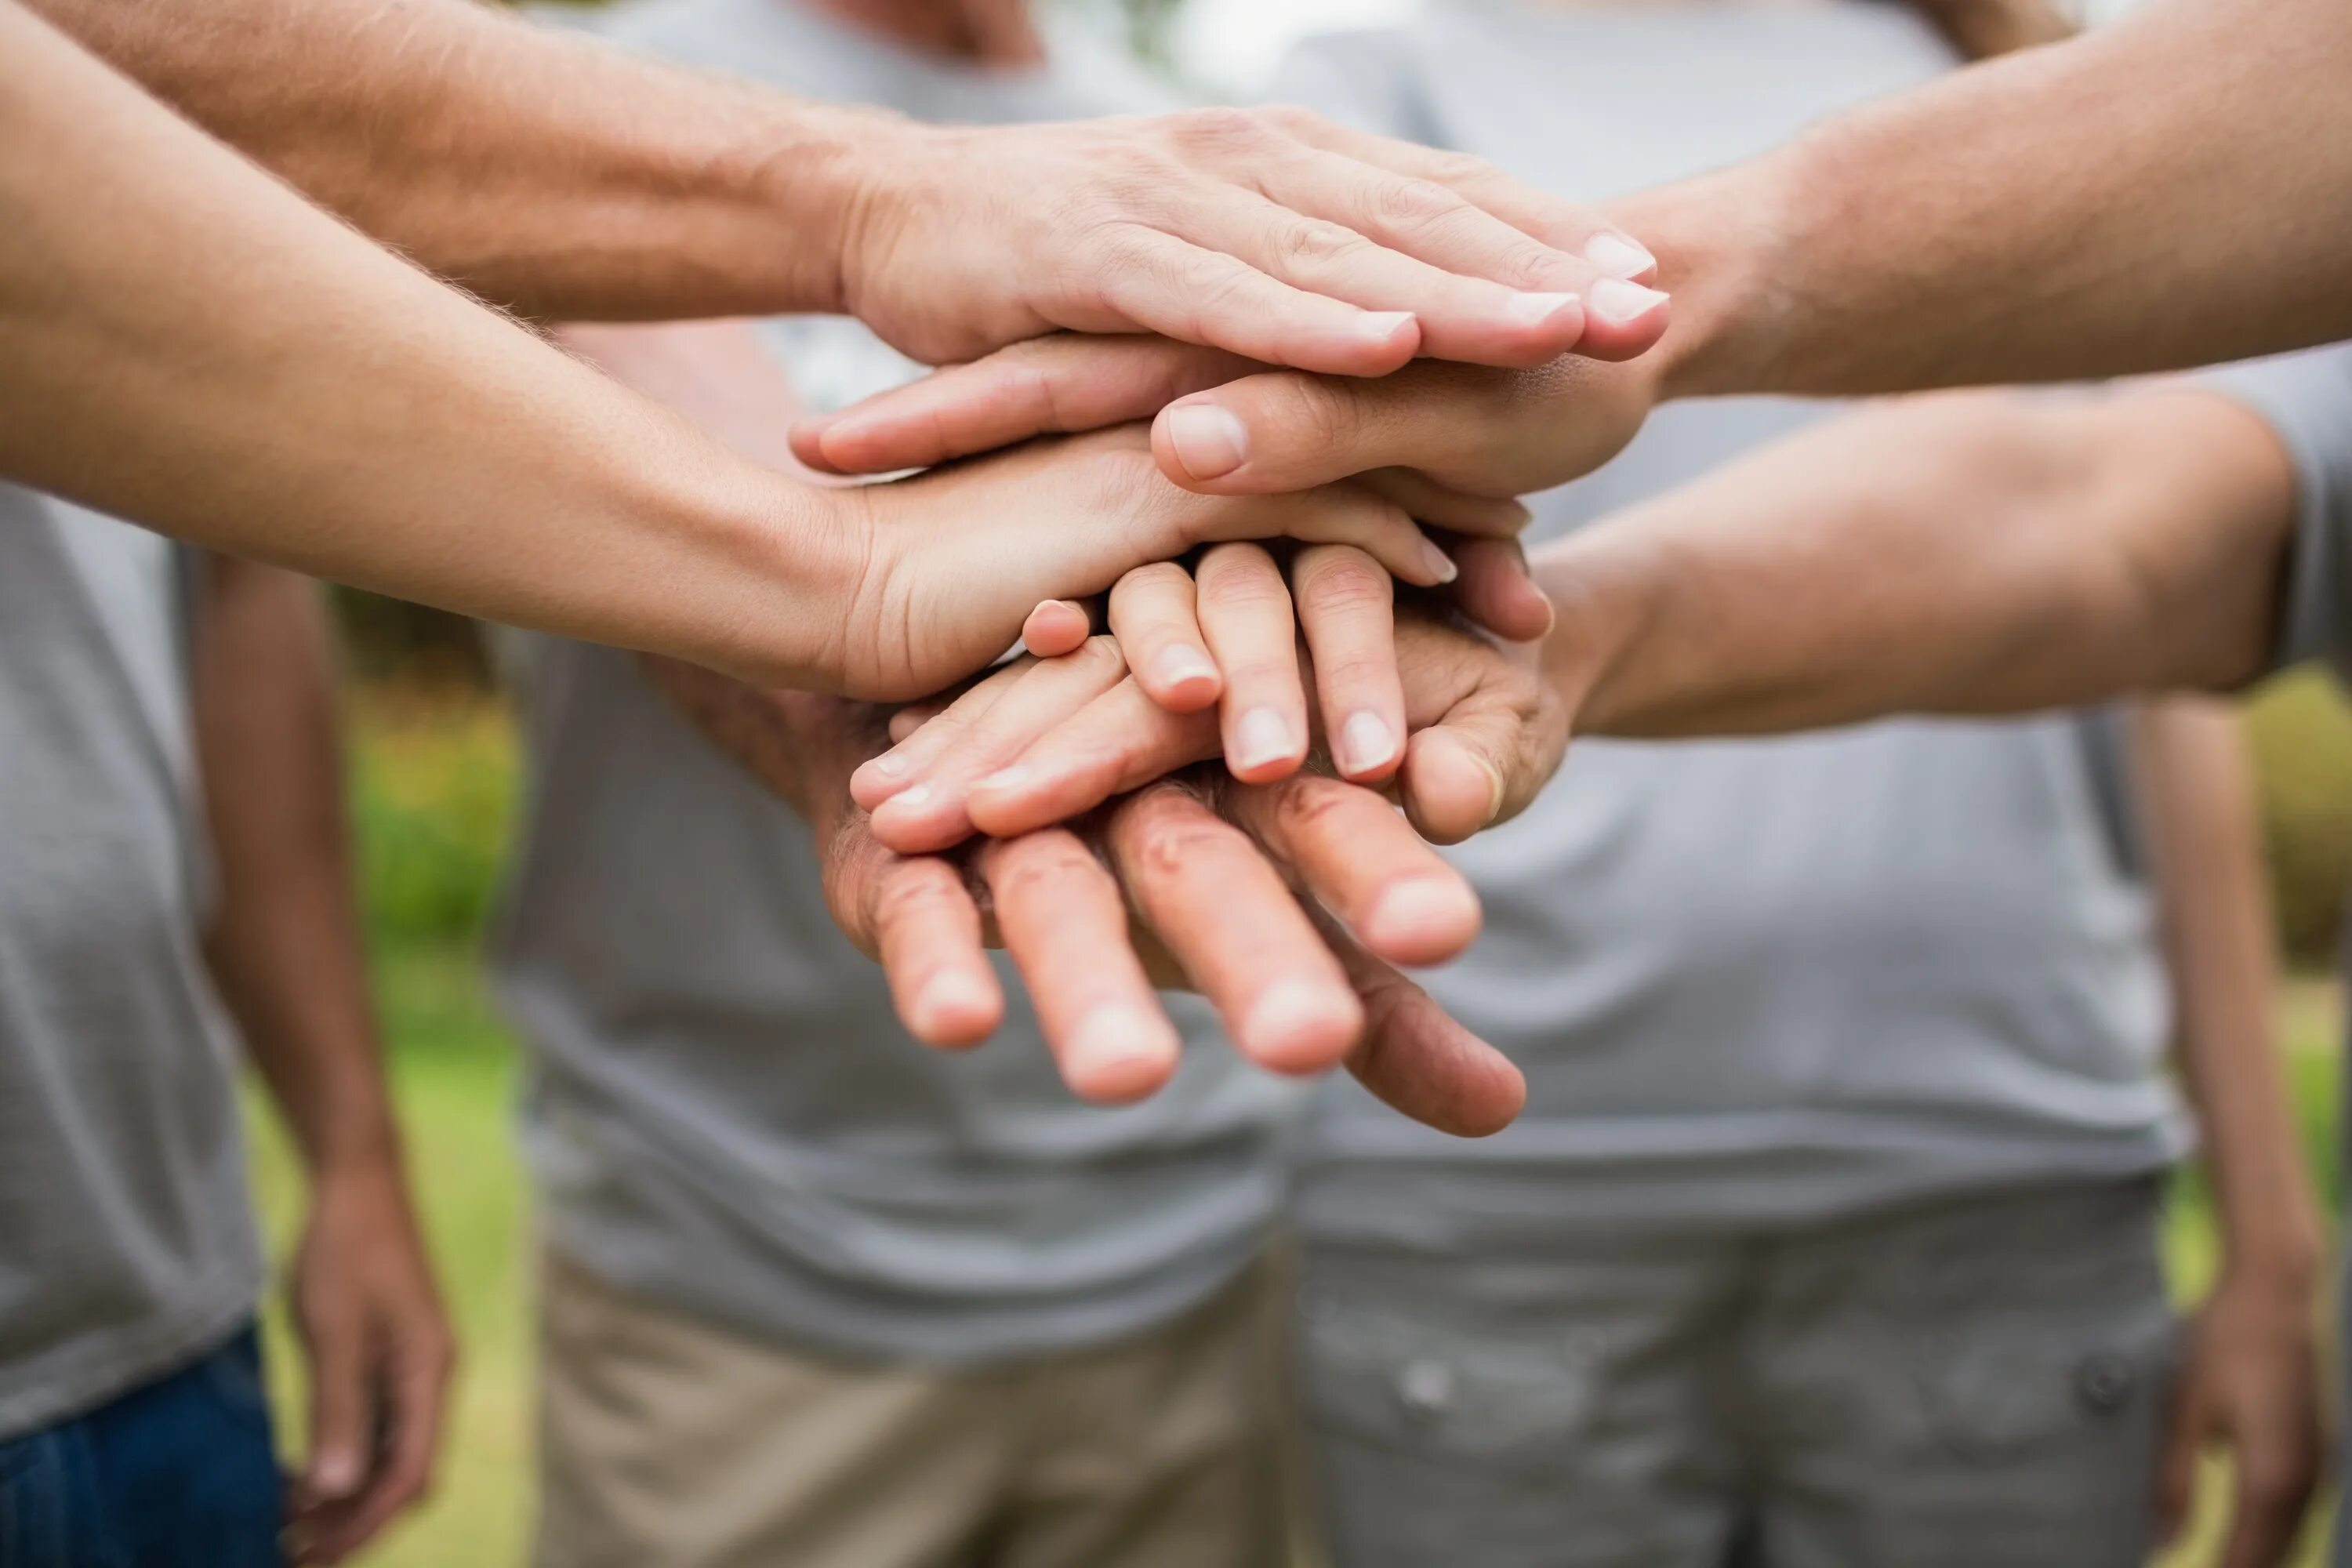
top-left (0, 1325), bottom-right (282, 1568)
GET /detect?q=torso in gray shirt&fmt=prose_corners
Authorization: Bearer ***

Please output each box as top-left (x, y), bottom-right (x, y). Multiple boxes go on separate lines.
top-left (0, 486), bottom-right (260, 1440)
top-left (1281, 1), bottom-right (2185, 1251)
top-left (493, 0), bottom-right (1309, 1365)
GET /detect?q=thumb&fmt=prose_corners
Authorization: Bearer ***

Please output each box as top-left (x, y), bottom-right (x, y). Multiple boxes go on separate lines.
top-left (1399, 688), bottom-right (1559, 844)
top-left (794, 337), bottom-right (1254, 475)
top-left (302, 1298), bottom-right (372, 1504)
top-left (1153, 368), bottom-right (1429, 494)
top-left (2154, 1374), bottom-right (2211, 1551)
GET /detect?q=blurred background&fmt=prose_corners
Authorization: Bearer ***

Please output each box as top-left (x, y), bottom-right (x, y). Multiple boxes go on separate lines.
top-left (238, 5), bottom-right (2350, 1566)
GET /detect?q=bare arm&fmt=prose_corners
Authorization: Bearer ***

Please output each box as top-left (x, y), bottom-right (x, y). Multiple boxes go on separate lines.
top-left (1544, 387), bottom-right (2301, 739)
top-left (0, 3), bottom-right (856, 686)
top-left (26, 0), bottom-right (1662, 370)
top-left (191, 555), bottom-right (453, 1565)
top-left (2132, 698), bottom-right (2324, 1568)
top-left (1633, 0), bottom-right (2352, 398)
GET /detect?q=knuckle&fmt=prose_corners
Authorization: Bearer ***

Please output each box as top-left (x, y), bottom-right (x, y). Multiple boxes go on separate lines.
top-left (1128, 812), bottom-right (1240, 881)
top-left (1295, 547), bottom-right (1393, 614)
top-left (1067, 633), bottom-right (1128, 681)
top-left (1168, 105), bottom-right (1268, 155)
top-left (1116, 560), bottom-right (1195, 601)
top-left (989, 837), bottom-right (1103, 903)
top-left (1367, 175), bottom-right (1467, 235)
top-left (1271, 219), bottom-right (1372, 277)
top-left (1271, 774), bottom-right (1357, 837)
top-left (1417, 148), bottom-right (1492, 185)
top-left (1276, 381), bottom-right (1363, 452)
top-left (1200, 568), bottom-right (1293, 615)
top-left (1259, 103), bottom-right (1325, 139)
top-left (870, 865), bottom-right (951, 929)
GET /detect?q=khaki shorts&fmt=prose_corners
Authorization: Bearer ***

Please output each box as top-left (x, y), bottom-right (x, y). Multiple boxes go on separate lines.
top-left (534, 1248), bottom-right (1289, 1568)
top-left (1298, 1181), bottom-right (2179, 1568)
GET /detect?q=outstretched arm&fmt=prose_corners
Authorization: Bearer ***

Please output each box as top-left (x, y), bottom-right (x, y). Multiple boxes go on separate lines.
top-left (868, 381), bottom-right (2306, 846)
top-left (1636, 0), bottom-right (2352, 400)
top-left (1547, 387), bottom-right (2299, 739)
top-left (25, 0), bottom-right (1665, 371)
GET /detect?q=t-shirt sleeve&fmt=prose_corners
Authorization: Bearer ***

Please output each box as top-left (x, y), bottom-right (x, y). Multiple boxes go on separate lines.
top-left (2196, 344), bottom-right (2352, 680)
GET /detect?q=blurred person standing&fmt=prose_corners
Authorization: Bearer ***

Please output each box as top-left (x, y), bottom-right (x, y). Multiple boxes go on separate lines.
top-left (491, 3), bottom-right (1301, 1566)
top-left (1274, 3), bottom-right (2325, 1566)
top-left (0, 499), bottom-right (451, 1566)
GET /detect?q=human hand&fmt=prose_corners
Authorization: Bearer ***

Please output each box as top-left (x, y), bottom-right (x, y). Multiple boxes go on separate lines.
top-left (860, 599), bottom-right (1570, 855)
top-left (831, 105), bottom-right (1669, 372)
top-left (1001, 531), bottom-right (1552, 794)
top-left (283, 1161), bottom-right (455, 1566)
top-left (2154, 1261), bottom-right (2325, 1568)
top-left (711, 684), bottom-right (1524, 1134)
top-left (792, 329), bottom-right (1664, 505)
top-left (827, 424), bottom-right (1517, 700)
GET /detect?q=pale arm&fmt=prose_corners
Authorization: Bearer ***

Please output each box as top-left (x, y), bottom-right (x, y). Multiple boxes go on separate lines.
top-left (0, 3), bottom-right (855, 686)
top-left (28, 0), bottom-right (1661, 369)
top-left (1543, 388), bottom-right (2301, 739)
top-left (1633, 0), bottom-right (2352, 398)
top-left (191, 556), bottom-right (453, 1565)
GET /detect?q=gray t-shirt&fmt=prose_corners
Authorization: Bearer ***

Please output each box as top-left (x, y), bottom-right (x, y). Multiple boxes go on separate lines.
top-left (493, 0), bottom-right (1308, 1365)
top-left (1283, 2), bottom-right (2186, 1250)
top-left (0, 485), bottom-right (260, 1440)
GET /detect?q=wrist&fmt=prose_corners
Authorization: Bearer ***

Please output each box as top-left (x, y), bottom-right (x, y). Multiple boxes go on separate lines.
top-left (743, 99), bottom-right (924, 318)
top-left (1607, 147), bottom-right (1808, 402)
top-left (2218, 1204), bottom-right (2327, 1294)
top-left (1530, 526), bottom-right (1670, 734)
top-left (685, 466), bottom-right (872, 691)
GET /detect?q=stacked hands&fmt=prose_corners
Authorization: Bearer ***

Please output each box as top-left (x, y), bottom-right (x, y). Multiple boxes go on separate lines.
top-left (610, 154), bottom-right (1676, 1141)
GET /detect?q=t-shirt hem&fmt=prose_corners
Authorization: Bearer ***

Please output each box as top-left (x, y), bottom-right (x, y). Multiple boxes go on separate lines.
top-left (0, 1268), bottom-right (264, 1444)
top-left (543, 1221), bottom-right (1268, 1370)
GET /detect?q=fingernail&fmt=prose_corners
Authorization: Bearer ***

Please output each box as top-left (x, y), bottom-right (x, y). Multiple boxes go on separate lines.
top-left (1243, 979), bottom-right (1358, 1073)
top-left (1163, 403), bottom-right (1250, 481)
top-left (1153, 644), bottom-right (1218, 696)
top-left (1068, 1004), bottom-right (1178, 1098)
top-left (1356, 310), bottom-right (1416, 343)
top-left (887, 783), bottom-right (933, 812)
top-left (973, 764), bottom-right (1030, 797)
top-left (915, 970), bottom-right (996, 1036)
top-left (1588, 277), bottom-right (1670, 327)
top-left (1421, 538), bottom-right (1459, 584)
top-left (1584, 232), bottom-right (1657, 278)
top-left (1364, 877), bottom-right (1483, 958)
top-left (866, 751), bottom-right (909, 779)
top-left (1504, 291), bottom-right (1580, 328)
top-left (1232, 708), bottom-right (1298, 773)
top-left (1477, 757), bottom-right (1507, 826)
top-left (313, 1450), bottom-right (361, 1497)
top-left (1338, 710), bottom-right (1396, 775)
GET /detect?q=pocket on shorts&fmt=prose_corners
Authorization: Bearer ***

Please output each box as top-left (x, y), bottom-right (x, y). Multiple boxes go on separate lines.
top-left (1298, 1284), bottom-right (1599, 1468)
top-left (1907, 1264), bottom-right (2180, 1461)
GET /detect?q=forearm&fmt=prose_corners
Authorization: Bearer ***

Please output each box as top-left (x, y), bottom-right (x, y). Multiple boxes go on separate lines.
top-left (1623, 0), bottom-right (2352, 398)
top-left (1, 5), bottom-right (853, 687)
top-left (27, 0), bottom-right (874, 319)
top-left (1539, 389), bottom-right (2296, 738)
top-left (2133, 698), bottom-right (2324, 1277)
top-left (195, 557), bottom-right (401, 1177)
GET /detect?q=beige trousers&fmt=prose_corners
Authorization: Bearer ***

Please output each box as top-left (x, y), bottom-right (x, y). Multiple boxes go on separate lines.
top-left (534, 1249), bottom-right (1290, 1568)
